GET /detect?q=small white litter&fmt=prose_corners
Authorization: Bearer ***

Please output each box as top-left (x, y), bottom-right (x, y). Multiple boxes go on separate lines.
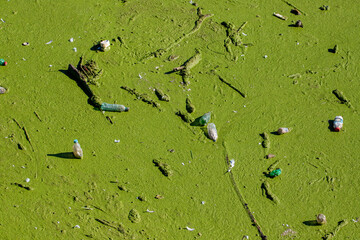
top-left (114, 139), bottom-right (120, 143)
top-left (69, 38), bottom-right (74, 42)
top-left (186, 226), bottom-right (195, 231)
top-left (25, 178), bottom-right (30, 183)
top-left (46, 40), bottom-right (53, 45)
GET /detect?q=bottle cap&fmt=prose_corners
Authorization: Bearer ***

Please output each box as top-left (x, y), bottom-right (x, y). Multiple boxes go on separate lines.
top-left (334, 127), bottom-right (341, 132)
top-left (74, 139), bottom-right (78, 143)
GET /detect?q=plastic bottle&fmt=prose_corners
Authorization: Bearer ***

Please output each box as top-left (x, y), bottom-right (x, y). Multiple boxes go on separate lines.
top-left (333, 116), bottom-right (343, 132)
top-left (207, 123), bottom-right (218, 142)
top-left (100, 103), bottom-right (129, 112)
top-left (0, 59), bottom-right (7, 66)
top-left (73, 139), bottom-right (83, 159)
top-left (269, 168), bottom-right (281, 177)
top-left (277, 128), bottom-right (290, 135)
top-left (199, 112), bottom-right (211, 126)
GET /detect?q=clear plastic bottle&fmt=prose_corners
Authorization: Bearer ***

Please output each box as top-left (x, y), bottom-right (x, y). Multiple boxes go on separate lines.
top-left (333, 116), bottom-right (343, 132)
top-left (207, 123), bottom-right (218, 142)
top-left (100, 103), bottom-right (129, 112)
top-left (199, 112), bottom-right (211, 126)
top-left (73, 139), bottom-right (83, 159)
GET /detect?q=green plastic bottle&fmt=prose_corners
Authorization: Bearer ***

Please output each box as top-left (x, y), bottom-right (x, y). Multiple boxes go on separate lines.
top-left (269, 168), bottom-right (281, 177)
top-left (199, 112), bottom-right (211, 126)
top-left (0, 59), bottom-right (7, 66)
top-left (100, 103), bottom-right (129, 112)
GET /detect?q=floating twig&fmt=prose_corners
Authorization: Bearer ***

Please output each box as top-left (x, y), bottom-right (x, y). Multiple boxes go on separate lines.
top-left (323, 219), bottom-right (349, 239)
top-left (12, 183), bottom-right (33, 191)
top-left (141, 8), bottom-right (213, 61)
top-left (176, 110), bottom-right (194, 123)
top-left (211, 70), bottom-right (246, 98)
top-left (153, 159), bottom-right (173, 177)
top-left (121, 86), bottom-right (161, 110)
top-left (261, 181), bottom-right (280, 204)
top-left (267, 160), bottom-right (281, 172)
top-left (225, 154), bottom-right (267, 239)
top-left (155, 88), bottom-right (170, 102)
top-left (222, 21), bottom-right (248, 60)
top-left (332, 89), bottom-right (352, 108)
top-left (67, 56), bottom-right (103, 108)
top-left (34, 111), bottom-right (42, 122)
top-left (173, 49), bottom-right (202, 85)
top-left (95, 218), bottom-right (127, 234)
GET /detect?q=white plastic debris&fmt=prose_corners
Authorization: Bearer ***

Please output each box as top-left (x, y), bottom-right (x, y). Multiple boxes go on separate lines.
top-left (146, 209), bottom-right (155, 213)
top-left (74, 225), bottom-right (80, 229)
top-left (1, 18), bottom-right (5, 23)
top-left (25, 178), bottom-right (30, 183)
top-left (114, 139), bottom-right (120, 143)
top-left (201, 201), bottom-right (205, 205)
top-left (242, 32), bottom-right (247, 36)
top-left (73, 47), bottom-right (77, 52)
top-left (46, 40), bottom-right (53, 45)
top-left (263, 55), bottom-right (268, 58)
top-left (69, 38), bottom-right (74, 42)
top-left (186, 226), bottom-right (195, 231)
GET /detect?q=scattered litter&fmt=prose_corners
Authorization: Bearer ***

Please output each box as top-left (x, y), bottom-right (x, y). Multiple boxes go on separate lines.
top-left (99, 40), bottom-right (110, 51)
top-left (146, 209), bottom-right (155, 213)
top-left (0, 87), bottom-right (7, 94)
top-left (320, 5), bottom-right (330, 11)
top-left (114, 139), bottom-right (120, 143)
top-left (22, 42), bottom-right (29, 46)
top-left (207, 123), bottom-right (218, 142)
top-left (22, 58), bottom-right (26, 61)
top-left (266, 154), bottom-right (275, 159)
top-left (273, 12), bottom-right (287, 20)
top-left (69, 38), bottom-right (74, 42)
top-left (277, 128), bottom-right (291, 135)
top-left (182, 163), bottom-right (185, 165)
top-left (100, 103), bottom-right (129, 112)
top-left (295, 20), bottom-right (303, 28)
top-left (73, 47), bottom-right (77, 52)
top-left (263, 55), bottom-right (268, 58)
top-left (201, 201), bottom-right (205, 205)
top-left (0, 58), bottom-right (8, 66)
top-left (74, 225), bottom-right (80, 228)
top-left (25, 178), bottom-right (30, 183)
top-left (333, 116), bottom-right (343, 132)
top-left (186, 226), bottom-right (195, 231)
top-left (72, 139), bottom-right (83, 159)
top-left (49, 65), bottom-right (53, 67)
top-left (199, 112), bottom-right (211, 126)
top-left (290, 9), bottom-right (301, 15)
top-left (269, 168), bottom-right (281, 178)
top-left (242, 32), bottom-right (247, 36)
top-left (46, 40), bottom-right (53, 45)
top-left (228, 159), bottom-right (235, 172)
top-left (1, 18), bottom-right (5, 23)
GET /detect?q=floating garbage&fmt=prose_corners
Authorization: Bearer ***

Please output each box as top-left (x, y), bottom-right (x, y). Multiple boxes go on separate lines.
top-left (295, 20), bottom-right (303, 28)
top-left (0, 58), bottom-right (8, 66)
top-left (317, 214), bottom-right (327, 225)
top-left (333, 116), bottom-right (343, 132)
top-left (199, 112), bottom-right (211, 126)
top-left (273, 12), bottom-right (287, 20)
top-left (207, 123), bottom-right (218, 142)
top-left (185, 226), bottom-right (195, 231)
top-left (100, 103), bottom-right (129, 112)
top-left (228, 159), bottom-right (235, 172)
top-left (0, 87), bottom-right (7, 94)
top-left (277, 127), bottom-right (291, 135)
top-left (72, 139), bottom-right (83, 159)
top-left (269, 168), bottom-right (281, 177)
top-left (22, 42), bottom-right (30, 46)
top-left (99, 40), bottom-right (110, 51)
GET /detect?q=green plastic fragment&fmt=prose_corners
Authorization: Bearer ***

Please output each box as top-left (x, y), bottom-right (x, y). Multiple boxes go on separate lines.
top-left (199, 112), bottom-right (211, 126)
top-left (269, 168), bottom-right (281, 177)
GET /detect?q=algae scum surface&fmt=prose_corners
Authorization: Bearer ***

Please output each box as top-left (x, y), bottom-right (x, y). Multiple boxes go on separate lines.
top-left (1, 0), bottom-right (360, 239)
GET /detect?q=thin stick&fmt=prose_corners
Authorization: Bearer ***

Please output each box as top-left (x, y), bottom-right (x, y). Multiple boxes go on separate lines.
top-left (281, 0), bottom-right (307, 16)
top-left (226, 155), bottom-right (267, 240)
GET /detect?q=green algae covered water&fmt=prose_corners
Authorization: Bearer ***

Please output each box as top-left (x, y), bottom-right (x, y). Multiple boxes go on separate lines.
top-left (1, 0), bottom-right (360, 239)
